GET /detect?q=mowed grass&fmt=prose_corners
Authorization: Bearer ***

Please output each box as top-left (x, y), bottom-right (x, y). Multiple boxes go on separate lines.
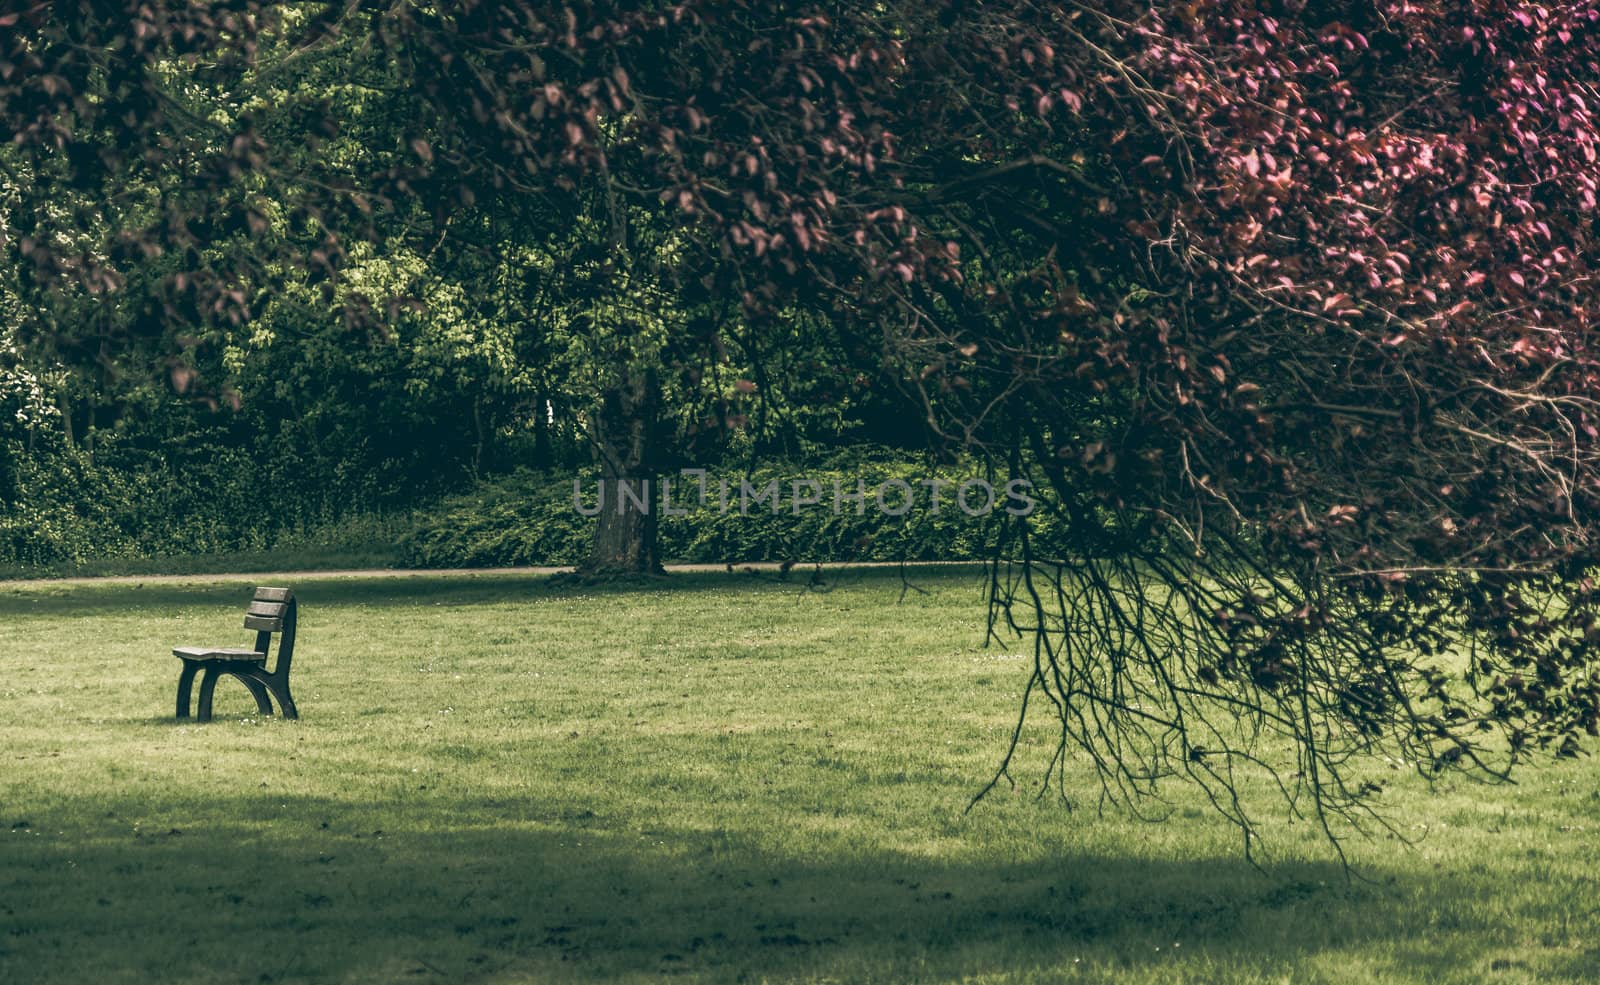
top-left (1, 568), bottom-right (1598, 985)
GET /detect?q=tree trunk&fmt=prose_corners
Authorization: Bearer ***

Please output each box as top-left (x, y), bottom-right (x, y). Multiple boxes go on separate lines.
top-left (57, 392), bottom-right (74, 449)
top-left (587, 462), bottom-right (660, 574)
top-left (531, 390), bottom-right (553, 468)
top-left (580, 365), bottom-right (664, 576)
top-left (83, 392), bottom-right (95, 464)
top-left (471, 397), bottom-right (485, 479)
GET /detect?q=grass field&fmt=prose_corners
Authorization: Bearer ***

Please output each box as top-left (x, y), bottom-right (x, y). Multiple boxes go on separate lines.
top-left (2, 568), bottom-right (1598, 984)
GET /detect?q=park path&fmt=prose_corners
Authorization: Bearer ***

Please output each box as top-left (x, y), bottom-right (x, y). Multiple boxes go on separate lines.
top-left (1, 560), bottom-right (980, 589)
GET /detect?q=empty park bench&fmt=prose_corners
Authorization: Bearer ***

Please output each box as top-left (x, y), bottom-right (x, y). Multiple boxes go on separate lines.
top-left (173, 587), bottom-right (299, 722)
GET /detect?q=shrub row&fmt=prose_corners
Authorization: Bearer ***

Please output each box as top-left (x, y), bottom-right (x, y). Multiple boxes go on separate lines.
top-left (2, 439), bottom-right (1066, 570)
top-left (0, 433), bottom-right (408, 569)
top-left (400, 452), bottom-right (1063, 567)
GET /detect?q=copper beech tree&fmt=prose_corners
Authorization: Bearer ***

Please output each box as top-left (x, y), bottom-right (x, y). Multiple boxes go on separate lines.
top-left (6, 0), bottom-right (1600, 851)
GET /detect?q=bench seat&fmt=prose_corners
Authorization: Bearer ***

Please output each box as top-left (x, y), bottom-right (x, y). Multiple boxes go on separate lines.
top-left (173, 646), bottom-right (266, 663)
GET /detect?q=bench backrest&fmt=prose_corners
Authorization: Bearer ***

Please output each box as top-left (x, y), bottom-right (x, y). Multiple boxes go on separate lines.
top-left (245, 586), bottom-right (293, 630)
top-left (244, 587), bottom-right (297, 675)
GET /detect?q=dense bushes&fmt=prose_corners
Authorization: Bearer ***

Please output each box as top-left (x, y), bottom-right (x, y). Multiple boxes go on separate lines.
top-left (2, 426), bottom-right (1057, 570)
top-left (0, 412), bottom-right (436, 569)
top-left (0, 278), bottom-right (571, 570)
top-left (1, 432), bottom-right (314, 567)
top-left (400, 449), bottom-right (1059, 567)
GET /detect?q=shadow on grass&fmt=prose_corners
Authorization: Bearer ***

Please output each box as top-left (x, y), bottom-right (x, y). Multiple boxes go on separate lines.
top-left (5, 789), bottom-right (1591, 985)
top-left (0, 565), bottom-right (989, 619)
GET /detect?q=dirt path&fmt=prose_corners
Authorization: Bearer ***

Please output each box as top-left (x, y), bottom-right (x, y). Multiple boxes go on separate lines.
top-left (1, 560), bottom-right (980, 589)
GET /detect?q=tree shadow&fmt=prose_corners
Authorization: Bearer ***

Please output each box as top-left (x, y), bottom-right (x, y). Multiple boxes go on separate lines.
top-left (4, 789), bottom-right (1591, 984)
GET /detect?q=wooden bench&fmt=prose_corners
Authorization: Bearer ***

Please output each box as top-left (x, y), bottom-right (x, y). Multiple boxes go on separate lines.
top-left (173, 587), bottom-right (299, 722)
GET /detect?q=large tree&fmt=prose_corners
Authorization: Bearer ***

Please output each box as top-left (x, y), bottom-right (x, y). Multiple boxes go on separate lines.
top-left (7, 0), bottom-right (1600, 850)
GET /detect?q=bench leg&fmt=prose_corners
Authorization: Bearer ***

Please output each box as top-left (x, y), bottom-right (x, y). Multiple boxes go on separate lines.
top-left (176, 662), bottom-right (200, 719)
top-left (239, 676), bottom-right (275, 717)
top-left (264, 676), bottom-right (298, 720)
top-left (196, 667), bottom-right (222, 722)
top-left (196, 667), bottom-right (277, 721)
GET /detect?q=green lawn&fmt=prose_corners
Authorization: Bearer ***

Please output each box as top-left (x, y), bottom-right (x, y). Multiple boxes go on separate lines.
top-left (1, 569), bottom-right (1597, 984)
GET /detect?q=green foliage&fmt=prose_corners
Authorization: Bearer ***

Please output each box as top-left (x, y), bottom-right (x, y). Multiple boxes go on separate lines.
top-left (0, 410), bottom-right (422, 570)
top-left (400, 447), bottom-right (1053, 567)
top-left (0, 253), bottom-right (531, 570)
top-left (0, 432), bottom-right (265, 566)
top-left (397, 470), bottom-right (590, 569)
